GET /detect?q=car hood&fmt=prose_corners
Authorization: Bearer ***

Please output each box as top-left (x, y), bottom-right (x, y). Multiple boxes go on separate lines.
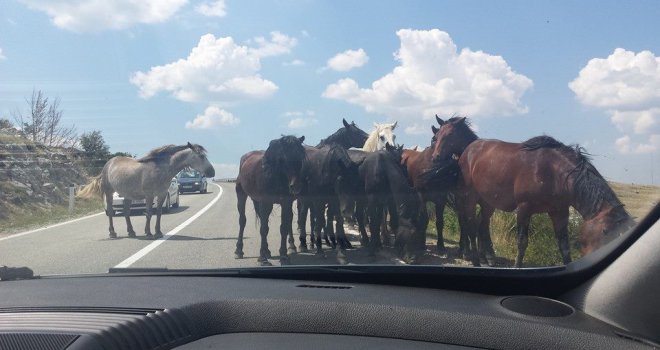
top-left (178, 178), bottom-right (201, 184)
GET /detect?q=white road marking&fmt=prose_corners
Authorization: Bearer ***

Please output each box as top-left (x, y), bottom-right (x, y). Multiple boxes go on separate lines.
top-left (0, 212), bottom-right (104, 242)
top-left (114, 183), bottom-right (224, 268)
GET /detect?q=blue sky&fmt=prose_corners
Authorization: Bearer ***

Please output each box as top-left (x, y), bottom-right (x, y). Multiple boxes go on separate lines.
top-left (0, 0), bottom-right (658, 183)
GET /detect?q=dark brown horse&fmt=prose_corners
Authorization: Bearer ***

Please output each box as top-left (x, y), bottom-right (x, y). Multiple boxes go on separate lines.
top-left (401, 115), bottom-right (454, 254)
top-left (431, 117), bottom-right (634, 267)
top-left (235, 135), bottom-right (306, 266)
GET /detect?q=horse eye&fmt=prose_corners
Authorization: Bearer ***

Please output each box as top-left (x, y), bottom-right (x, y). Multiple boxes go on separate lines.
top-left (380, 135), bottom-right (385, 140)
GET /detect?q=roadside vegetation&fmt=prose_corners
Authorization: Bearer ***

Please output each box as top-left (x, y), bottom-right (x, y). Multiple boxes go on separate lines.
top-left (426, 182), bottom-right (659, 267)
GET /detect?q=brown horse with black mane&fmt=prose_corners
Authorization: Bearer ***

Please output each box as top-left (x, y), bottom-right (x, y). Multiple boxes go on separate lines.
top-left (235, 135), bottom-right (306, 266)
top-left (401, 115), bottom-right (456, 254)
top-left (430, 116), bottom-right (634, 267)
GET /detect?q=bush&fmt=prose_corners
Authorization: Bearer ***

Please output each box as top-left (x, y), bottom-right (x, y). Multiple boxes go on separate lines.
top-left (426, 202), bottom-right (583, 266)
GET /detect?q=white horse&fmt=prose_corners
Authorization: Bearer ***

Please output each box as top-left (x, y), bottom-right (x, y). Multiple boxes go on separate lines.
top-left (358, 122), bottom-right (398, 151)
top-left (78, 143), bottom-right (215, 239)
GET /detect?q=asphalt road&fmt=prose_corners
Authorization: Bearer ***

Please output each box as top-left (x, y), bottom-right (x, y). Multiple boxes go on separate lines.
top-left (0, 182), bottom-right (430, 276)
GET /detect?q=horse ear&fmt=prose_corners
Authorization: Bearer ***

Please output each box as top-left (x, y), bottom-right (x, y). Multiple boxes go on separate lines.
top-left (187, 142), bottom-right (193, 148)
top-left (343, 118), bottom-right (350, 128)
top-left (435, 114), bottom-right (445, 126)
top-left (432, 125), bottom-right (439, 134)
top-left (298, 136), bottom-right (305, 143)
top-left (458, 116), bottom-right (467, 124)
top-left (385, 142), bottom-right (394, 151)
top-left (391, 121), bottom-right (398, 130)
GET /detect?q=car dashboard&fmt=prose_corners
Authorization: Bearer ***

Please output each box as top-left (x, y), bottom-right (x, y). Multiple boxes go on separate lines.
top-left (0, 274), bottom-right (652, 350)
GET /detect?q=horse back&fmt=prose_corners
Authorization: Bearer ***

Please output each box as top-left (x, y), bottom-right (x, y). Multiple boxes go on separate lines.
top-left (461, 139), bottom-right (573, 212)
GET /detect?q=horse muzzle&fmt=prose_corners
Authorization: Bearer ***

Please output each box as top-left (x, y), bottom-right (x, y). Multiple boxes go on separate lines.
top-left (204, 166), bottom-right (216, 178)
top-left (289, 178), bottom-right (303, 195)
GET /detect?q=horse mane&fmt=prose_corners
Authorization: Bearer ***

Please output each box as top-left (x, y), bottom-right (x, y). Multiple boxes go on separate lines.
top-left (522, 135), bottom-right (625, 218)
top-left (521, 135), bottom-right (564, 151)
top-left (318, 128), bottom-right (348, 147)
top-left (263, 135), bottom-right (305, 188)
top-left (446, 116), bottom-right (478, 143)
top-left (138, 144), bottom-right (193, 163)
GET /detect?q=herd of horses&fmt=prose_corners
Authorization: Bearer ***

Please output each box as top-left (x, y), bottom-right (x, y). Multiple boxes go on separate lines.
top-left (79, 117), bottom-right (635, 267)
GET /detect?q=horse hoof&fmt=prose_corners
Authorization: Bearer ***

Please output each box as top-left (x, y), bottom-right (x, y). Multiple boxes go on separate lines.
top-left (234, 252), bottom-right (244, 259)
top-left (154, 233), bottom-right (163, 239)
top-left (287, 247), bottom-right (297, 255)
top-left (127, 231), bottom-right (136, 238)
top-left (280, 257), bottom-right (290, 265)
top-left (259, 260), bottom-right (272, 267)
top-left (108, 232), bottom-right (117, 239)
top-left (145, 232), bottom-right (153, 237)
top-left (299, 245), bottom-right (309, 253)
top-left (486, 254), bottom-right (496, 267)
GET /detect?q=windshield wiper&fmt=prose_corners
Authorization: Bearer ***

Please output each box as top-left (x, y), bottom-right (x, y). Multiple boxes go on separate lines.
top-left (0, 266), bottom-right (36, 281)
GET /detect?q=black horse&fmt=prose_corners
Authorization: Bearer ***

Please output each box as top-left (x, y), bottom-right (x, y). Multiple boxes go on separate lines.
top-left (295, 119), bottom-right (368, 253)
top-left (235, 135), bottom-right (306, 266)
top-left (338, 144), bottom-right (425, 263)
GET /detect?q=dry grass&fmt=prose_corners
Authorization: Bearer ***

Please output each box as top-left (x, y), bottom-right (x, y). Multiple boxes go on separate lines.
top-left (427, 182), bottom-right (659, 267)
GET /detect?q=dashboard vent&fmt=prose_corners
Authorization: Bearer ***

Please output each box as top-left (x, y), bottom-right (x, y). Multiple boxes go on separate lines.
top-left (0, 333), bottom-right (78, 350)
top-left (0, 307), bottom-right (194, 350)
top-left (296, 284), bottom-right (352, 290)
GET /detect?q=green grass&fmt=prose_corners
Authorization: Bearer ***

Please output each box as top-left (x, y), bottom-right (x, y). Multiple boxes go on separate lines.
top-left (426, 202), bottom-right (583, 267)
top-left (0, 198), bottom-right (104, 236)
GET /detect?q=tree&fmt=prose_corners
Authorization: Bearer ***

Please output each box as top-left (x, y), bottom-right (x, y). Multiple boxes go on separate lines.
top-left (80, 130), bottom-right (111, 175)
top-left (12, 89), bottom-right (77, 147)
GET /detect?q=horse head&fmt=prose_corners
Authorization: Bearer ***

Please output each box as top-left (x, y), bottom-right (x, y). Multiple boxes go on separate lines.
top-left (369, 121), bottom-right (397, 151)
top-left (184, 142), bottom-right (215, 178)
top-left (342, 118), bottom-right (369, 148)
top-left (264, 135), bottom-right (306, 195)
top-left (431, 116), bottom-right (477, 162)
top-left (579, 204), bottom-right (634, 255)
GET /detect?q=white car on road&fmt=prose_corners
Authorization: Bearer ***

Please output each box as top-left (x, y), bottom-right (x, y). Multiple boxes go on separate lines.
top-left (103, 177), bottom-right (180, 216)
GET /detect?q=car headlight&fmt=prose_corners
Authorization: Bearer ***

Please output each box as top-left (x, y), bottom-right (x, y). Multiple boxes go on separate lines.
top-left (194, 182), bottom-right (200, 185)
top-left (112, 192), bottom-right (120, 199)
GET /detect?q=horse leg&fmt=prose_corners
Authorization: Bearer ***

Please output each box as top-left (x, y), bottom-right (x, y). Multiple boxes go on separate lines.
top-left (332, 197), bottom-right (352, 249)
top-left (105, 190), bottom-right (117, 238)
top-left (253, 200), bottom-right (272, 259)
top-left (257, 201), bottom-right (274, 266)
top-left (434, 197), bottom-right (447, 255)
top-left (324, 204), bottom-right (337, 249)
top-left (279, 200), bottom-right (294, 265)
top-left (123, 199), bottom-right (135, 238)
top-left (367, 195), bottom-right (384, 256)
top-left (144, 195), bottom-right (154, 237)
top-left (234, 184), bottom-right (247, 259)
top-left (356, 198), bottom-right (369, 246)
top-left (478, 204), bottom-right (496, 267)
top-left (514, 205), bottom-right (532, 268)
top-left (154, 195), bottom-right (166, 238)
top-left (457, 193), bottom-right (480, 267)
top-left (549, 207), bottom-right (572, 265)
top-left (384, 199), bottom-right (398, 247)
top-left (416, 197), bottom-right (429, 252)
top-left (297, 200), bottom-right (309, 252)
top-left (311, 201), bottom-right (326, 257)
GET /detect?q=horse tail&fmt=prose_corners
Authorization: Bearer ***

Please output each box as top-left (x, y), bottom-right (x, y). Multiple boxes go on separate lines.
top-left (76, 175), bottom-right (103, 199)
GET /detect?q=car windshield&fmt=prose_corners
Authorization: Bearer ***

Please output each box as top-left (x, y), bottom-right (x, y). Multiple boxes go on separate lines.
top-left (179, 170), bottom-right (201, 179)
top-left (0, 0), bottom-right (657, 277)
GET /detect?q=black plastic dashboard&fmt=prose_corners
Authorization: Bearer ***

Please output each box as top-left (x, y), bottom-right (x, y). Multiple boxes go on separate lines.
top-left (0, 275), bottom-right (652, 350)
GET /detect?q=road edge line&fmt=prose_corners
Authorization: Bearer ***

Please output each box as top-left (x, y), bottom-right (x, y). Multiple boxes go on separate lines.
top-left (114, 183), bottom-right (224, 268)
top-left (0, 212), bottom-right (104, 242)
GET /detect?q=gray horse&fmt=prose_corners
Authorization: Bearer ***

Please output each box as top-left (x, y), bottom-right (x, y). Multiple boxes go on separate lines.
top-left (78, 142), bottom-right (215, 239)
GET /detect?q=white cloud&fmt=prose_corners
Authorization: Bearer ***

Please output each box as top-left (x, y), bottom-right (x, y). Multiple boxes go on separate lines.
top-left (288, 117), bottom-right (319, 129)
top-left (185, 106), bottom-right (239, 129)
top-left (19, 0), bottom-right (187, 32)
top-left (404, 123), bottom-right (430, 135)
top-left (326, 48), bottom-right (369, 72)
top-left (615, 134), bottom-right (659, 155)
top-left (323, 29), bottom-right (533, 121)
top-left (569, 48), bottom-right (660, 154)
top-left (211, 163), bottom-right (239, 178)
top-left (283, 59), bottom-right (305, 66)
top-left (130, 32), bottom-right (296, 103)
top-left (195, 0), bottom-right (226, 17)
top-left (0, 48), bottom-right (5, 61)
top-left (284, 110), bottom-right (317, 129)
